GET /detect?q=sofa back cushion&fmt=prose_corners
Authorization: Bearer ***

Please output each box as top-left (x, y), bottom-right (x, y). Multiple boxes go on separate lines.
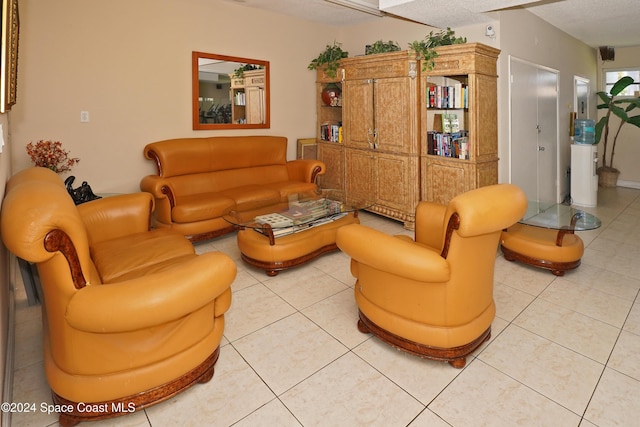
top-left (144, 136), bottom-right (288, 178)
top-left (169, 165), bottom-right (290, 195)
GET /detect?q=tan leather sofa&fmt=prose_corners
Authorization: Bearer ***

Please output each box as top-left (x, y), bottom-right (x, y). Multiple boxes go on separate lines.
top-left (140, 136), bottom-right (325, 241)
top-left (1, 167), bottom-right (236, 426)
top-left (336, 184), bottom-right (527, 368)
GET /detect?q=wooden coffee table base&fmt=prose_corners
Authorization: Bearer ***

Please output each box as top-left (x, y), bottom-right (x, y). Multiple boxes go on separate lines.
top-left (236, 213), bottom-right (359, 276)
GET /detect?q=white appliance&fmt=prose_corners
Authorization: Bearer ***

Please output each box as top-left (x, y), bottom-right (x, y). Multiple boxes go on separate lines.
top-left (571, 143), bottom-right (598, 207)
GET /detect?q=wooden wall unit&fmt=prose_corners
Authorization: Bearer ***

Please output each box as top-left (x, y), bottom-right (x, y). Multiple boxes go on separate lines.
top-left (421, 43), bottom-right (500, 205)
top-left (316, 43), bottom-right (500, 228)
top-left (341, 50), bottom-right (420, 228)
top-left (230, 69), bottom-right (266, 124)
top-left (316, 66), bottom-right (345, 190)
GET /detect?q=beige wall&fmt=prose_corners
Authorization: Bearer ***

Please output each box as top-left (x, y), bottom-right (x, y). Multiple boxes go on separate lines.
top-left (11, 0), bottom-right (345, 192)
top-left (597, 46), bottom-right (640, 187)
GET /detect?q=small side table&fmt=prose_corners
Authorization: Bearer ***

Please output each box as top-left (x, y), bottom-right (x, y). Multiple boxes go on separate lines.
top-left (500, 201), bottom-right (600, 276)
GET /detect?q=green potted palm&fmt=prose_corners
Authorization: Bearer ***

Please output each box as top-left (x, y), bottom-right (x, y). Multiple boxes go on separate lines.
top-left (595, 76), bottom-right (640, 186)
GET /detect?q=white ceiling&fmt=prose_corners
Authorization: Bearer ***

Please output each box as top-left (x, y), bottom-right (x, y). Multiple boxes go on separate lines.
top-left (223, 0), bottom-right (640, 48)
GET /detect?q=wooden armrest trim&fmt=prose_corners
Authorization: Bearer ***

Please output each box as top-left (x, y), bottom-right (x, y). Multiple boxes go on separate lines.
top-left (441, 213), bottom-right (460, 259)
top-left (311, 165), bottom-right (322, 184)
top-left (44, 229), bottom-right (87, 289)
top-left (146, 149), bottom-right (163, 175)
top-left (161, 185), bottom-right (176, 209)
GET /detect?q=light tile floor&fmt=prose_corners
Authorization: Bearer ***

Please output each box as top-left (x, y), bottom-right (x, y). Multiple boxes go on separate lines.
top-left (9, 186), bottom-right (640, 426)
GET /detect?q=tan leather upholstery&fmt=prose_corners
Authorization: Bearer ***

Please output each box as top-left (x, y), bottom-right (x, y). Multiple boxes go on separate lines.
top-left (140, 136), bottom-right (325, 241)
top-left (336, 184), bottom-right (527, 368)
top-left (1, 167), bottom-right (236, 425)
top-left (500, 223), bottom-right (584, 275)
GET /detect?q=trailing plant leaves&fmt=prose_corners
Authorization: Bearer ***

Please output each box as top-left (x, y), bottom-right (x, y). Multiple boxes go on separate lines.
top-left (308, 42), bottom-right (348, 78)
top-left (366, 40), bottom-right (400, 55)
top-left (409, 27), bottom-right (466, 71)
top-left (233, 64), bottom-right (261, 78)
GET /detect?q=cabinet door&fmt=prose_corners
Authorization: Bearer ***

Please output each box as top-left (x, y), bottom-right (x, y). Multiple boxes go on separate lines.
top-left (423, 157), bottom-right (472, 205)
top-left (376, 153), bottom-right (417, 213)
top-left (245, 86), bottom-right (264, 124)
top-left (374, 77), bottom-right (416, 155)
top-left (317, 143), bottom-right (344, 190)
top-left (345, 148), bottom-right (374, 203)
top-left (343, 79), bottom-right (374, 150)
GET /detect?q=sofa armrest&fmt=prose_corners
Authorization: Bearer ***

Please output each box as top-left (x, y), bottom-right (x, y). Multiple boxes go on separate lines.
top-left (286, 159), bottom-right (326, 183)
top-left (140, 175), bottom-right (175, 225)
top-left (65, 252), bottom-right (236, 333)
top-left (337, 224), bottom-right (450, 283)
top-left (77, 193), bottom-right (154, 245)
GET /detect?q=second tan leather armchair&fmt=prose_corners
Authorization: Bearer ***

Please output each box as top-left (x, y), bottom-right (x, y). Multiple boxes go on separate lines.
top-left (336, 184), bottom-right (527, 368)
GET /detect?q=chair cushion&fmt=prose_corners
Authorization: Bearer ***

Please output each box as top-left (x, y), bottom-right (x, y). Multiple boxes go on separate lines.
top-left (90, 229), bottom-right (195, 283)
top-left (219, 185), bottom-right (280, 211)
top-left (172, 193), bottom-right (235, 223)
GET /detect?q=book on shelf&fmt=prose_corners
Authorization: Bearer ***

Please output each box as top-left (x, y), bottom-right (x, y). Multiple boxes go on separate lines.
top-left (427, 130), bottom-right (470, 159)
top-left (234, 91), bottom-right (246, 106)
top-left (426, 80), bottom-right (468, 109)
top-left (320, 122), bottom-right (342, 143)
top-left (438, 113), bottom-right (459, 134)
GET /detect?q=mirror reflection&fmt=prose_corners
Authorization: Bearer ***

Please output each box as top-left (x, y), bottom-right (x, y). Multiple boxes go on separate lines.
top-left (192, 52), bottom-right (270, 130)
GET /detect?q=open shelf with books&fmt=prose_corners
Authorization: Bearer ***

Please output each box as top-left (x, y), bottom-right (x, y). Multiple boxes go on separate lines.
top-left (420, 43), bottom-right (500, 205)
top-left (316, 69), bottom-right (345, 190)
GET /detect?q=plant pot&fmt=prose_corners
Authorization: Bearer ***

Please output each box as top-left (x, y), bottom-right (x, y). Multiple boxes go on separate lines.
top-left (597, 167), bottom-right (620, 188)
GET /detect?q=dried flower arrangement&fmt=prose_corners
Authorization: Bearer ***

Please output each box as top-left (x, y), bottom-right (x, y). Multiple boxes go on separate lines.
top-left (26, 140), bottom-right (80, 174)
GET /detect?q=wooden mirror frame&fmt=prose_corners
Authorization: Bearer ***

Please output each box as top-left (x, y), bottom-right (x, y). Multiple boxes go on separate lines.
top-left (192, 52), bottom-right (270, 130)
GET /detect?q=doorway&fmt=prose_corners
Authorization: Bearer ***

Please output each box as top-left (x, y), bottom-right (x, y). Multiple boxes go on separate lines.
top-left (574, 76), bottom-right (590, 120)
top-left (509, 57), bottom-right (559, 203)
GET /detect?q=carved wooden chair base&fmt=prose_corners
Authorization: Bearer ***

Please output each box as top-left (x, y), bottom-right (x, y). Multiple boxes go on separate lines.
top-left (56, 347), bottom-right (220, 427)
top-left (357, 312), bottom-right (490, 368)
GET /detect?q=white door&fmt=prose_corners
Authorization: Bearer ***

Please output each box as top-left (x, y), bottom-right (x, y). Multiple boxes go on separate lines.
top-left (510, 58), bottom-right (559, 203)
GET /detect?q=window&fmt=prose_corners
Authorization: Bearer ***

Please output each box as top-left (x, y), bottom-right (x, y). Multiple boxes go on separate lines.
top-left (604, 69), bottom-right (640, 96)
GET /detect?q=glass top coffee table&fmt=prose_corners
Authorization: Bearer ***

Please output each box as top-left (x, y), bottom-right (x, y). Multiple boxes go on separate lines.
top-left (501, 201), bottom-right (601, 276)
top-left (224, 189), bottom-right (370, 276)
top-left (520, 200), bottom-right (601, 231)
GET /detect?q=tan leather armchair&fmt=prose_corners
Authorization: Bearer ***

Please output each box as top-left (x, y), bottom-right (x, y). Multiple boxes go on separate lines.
top-left (1, 168), bottom-right (236, 426)
top-left (336, 184), bottom-right (527, 368)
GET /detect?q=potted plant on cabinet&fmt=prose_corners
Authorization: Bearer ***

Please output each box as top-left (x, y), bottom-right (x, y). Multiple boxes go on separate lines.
top-left (365, 40), bottom-right (400, 55)
top-left (409, 27), bottom-right (466, 71)
top-left (594, 76), bottom-right (640, 187)
top-left (308, 41), bottom-right (348, 79)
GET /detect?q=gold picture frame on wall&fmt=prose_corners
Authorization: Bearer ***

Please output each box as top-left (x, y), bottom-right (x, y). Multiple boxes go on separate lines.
top-left (1, 0), bottom-right (19, 113)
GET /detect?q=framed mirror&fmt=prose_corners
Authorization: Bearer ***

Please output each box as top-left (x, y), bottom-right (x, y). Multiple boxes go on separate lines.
top-left (192, 52), bottom-right (270, 130)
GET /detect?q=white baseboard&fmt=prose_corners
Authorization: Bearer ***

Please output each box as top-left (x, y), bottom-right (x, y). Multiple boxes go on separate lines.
top-left (617, 180), bottom-right (640, 190)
